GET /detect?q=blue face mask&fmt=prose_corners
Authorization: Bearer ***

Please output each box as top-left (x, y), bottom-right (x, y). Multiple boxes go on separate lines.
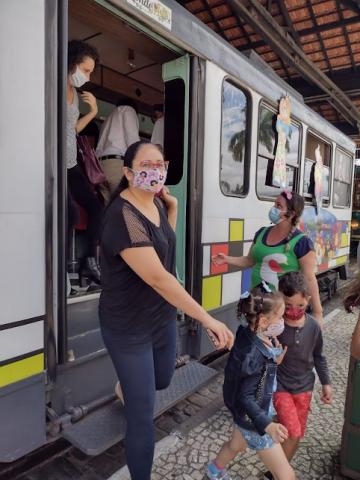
top-left (268, 206), bottom-right (281, 224)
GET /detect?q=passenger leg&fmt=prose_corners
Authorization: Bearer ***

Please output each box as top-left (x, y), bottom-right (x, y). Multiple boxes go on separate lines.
top-left (258, 443), bottom-right (296, 480)
top-left (100, 158), bottom-right (124, 199)
top-left (101, 328), bottom-right (156, 480)
top-left (68, 165), bottom-right (103, 284)
top-left (216, 427), bottom-right (247, 467)
top-left (152, 319), bottom-right (177, 390)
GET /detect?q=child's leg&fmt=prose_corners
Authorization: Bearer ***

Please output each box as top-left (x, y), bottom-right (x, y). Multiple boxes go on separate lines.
top-left (282, 437), bottom-right (300, 462)
top-left (258, 443), bottom-right (296, 480)
top-left (281, 392), bottom-right (312, 462)
top-left (215, 427), bottom-right (247, 468)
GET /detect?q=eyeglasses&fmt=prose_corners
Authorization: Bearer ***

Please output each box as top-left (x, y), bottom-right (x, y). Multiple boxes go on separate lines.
top-left (137, 161), bottom-right (169, 170)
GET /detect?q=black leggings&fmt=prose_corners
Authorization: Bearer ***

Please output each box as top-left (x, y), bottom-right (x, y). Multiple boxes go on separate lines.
top-left (100, 320), bottom-right (177, 480)
top-left (67, 164), bottom-right (103, 257)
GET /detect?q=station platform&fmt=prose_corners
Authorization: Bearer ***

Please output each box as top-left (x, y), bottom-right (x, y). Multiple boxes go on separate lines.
top-left (10, 291), bottom-right (357, 480)
top-left (143, 308), bottom-right (358, 480)
top-left (98, 306), bottom-right (358, 480)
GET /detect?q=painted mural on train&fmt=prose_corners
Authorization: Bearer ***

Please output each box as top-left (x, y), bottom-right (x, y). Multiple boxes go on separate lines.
top-left (300, 206), bottom-right (350, 269)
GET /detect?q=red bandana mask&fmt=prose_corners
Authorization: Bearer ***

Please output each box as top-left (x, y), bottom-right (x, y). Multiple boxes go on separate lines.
top-left (284, 306), bottom-right (306, 321)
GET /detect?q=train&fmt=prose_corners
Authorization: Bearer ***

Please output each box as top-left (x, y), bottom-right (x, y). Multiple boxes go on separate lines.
top-left (0, 0), bottom-right (355, 462)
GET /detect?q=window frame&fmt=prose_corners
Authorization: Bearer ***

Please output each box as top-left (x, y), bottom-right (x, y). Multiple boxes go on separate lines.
top-left (219, 76), bottom-right (251, 198)
top-left (255, 100), bottom-right (302, 202)
top-left (332, 146), bottom-right (354, 209)
top-left (303, 129), bottom-right (332, 207)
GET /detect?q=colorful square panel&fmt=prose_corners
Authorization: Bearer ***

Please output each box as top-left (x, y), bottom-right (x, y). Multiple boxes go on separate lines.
top-left (241, 268), bottom-right (252, 294)
top-left (211, 244), bottom-right (229, 275)
top-left (203, 245), bottom-right (211, 277)
top-left (341, 233), bottom-right (349, 248)
top-left (229, 220), bottom-right (243, 242)
top-left (229, 241), bottom-right (243, 273)
top-left (202, 276), bottom-right (222, 311)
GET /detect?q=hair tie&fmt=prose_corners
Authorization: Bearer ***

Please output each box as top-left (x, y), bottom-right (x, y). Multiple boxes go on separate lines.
top-left (282, 189), bottom-right (292, 200)
top-left (240, 291), bottom-right (250, 299)
top-left (261, 280), bottom-right (272, 293)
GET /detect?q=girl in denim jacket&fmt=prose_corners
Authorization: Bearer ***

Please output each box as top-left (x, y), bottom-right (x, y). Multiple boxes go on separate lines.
top-left (207, 284), bottom-right (296, 480)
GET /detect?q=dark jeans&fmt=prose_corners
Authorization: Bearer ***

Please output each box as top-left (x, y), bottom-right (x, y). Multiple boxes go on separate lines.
top-left (101, 320), bottom-right (177, 480)
top-left (67, 164), bottom-right (103, 257)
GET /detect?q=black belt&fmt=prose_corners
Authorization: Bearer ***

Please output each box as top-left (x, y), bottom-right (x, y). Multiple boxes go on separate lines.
top-left (100, 155), bottom-right (124, 161)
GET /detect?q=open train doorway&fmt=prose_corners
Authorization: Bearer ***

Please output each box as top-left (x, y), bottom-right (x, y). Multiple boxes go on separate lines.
top-left (63, 0), bottom-right (189, 363)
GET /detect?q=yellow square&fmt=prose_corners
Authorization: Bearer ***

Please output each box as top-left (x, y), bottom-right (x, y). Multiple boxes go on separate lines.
top-left (336, 255), bottom-right (347, 266)
top-left (341, 233), bottom-right (349, 248)
top-left (202, 276), bottom-right (222, 311)
top-left (230, 220), bottom-right (243, 242)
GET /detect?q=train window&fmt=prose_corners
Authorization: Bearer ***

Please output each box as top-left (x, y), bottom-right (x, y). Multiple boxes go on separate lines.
top-left (164, 78), bottom-right (185, 185)
top-left (256, 105), bottom-right (300, 199)
top-left (220, 80), bottom-right (249, 197)
top-left (303, 132), bottom-right (331, 204)
top-left (333, 149), bottom-right (352, 207)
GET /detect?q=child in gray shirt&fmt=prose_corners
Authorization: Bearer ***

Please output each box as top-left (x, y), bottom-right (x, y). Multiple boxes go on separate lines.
top-left (264, 272), bottom-right (332, 479)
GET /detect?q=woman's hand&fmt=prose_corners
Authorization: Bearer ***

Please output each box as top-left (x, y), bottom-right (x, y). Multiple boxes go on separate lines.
top-left (160, 186), bottom-right (178, 211)
top-left (81, 91), bottom-right (98, 115)
top-left (265, 422), bottom-right (288, 443)
top-left (202, 315), bottom-right (234, 350)
top-left (212, 252), bottom-right (229, 266)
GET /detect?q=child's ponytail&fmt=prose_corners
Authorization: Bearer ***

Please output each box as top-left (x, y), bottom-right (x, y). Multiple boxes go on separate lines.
top-left (237, 282), bottom-right (283, 333)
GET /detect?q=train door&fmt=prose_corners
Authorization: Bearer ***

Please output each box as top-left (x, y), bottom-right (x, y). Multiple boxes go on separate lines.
top-left (163, 55), bottom-right (190, 285)
top-left (48, 2), bottom-right (216, 457)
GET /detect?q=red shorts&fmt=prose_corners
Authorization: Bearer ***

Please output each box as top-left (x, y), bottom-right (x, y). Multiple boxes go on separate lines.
top-left (273, 391), bottom-right (312, 438)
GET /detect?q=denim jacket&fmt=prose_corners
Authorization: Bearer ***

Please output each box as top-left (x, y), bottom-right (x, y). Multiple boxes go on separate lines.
top-left (223, 325), bottom-right (277, 435)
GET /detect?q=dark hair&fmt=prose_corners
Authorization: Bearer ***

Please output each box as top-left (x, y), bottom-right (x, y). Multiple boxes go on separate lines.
top-left (153, 104), bottom-right (164, 114)
top-left (237, 285), bottom-right (284, 333)
top-left (116, 97), bottom-right (138, 114)
top-left (280, 191), bottom-right (304, 227)
top-left (344, 276), bottom-right (360, 312)
top-left (107, 140), bottom-right (163, 206)
top-left (68, 40), bottom-right (99, 73)
top-left (278, 271), bottom-right (309, 298)
top-left (280, 191), bottom-right (305, 251)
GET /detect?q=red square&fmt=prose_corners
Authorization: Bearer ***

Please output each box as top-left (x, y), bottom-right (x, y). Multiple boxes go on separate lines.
top-left (211, 244), bottom-right (229, 275)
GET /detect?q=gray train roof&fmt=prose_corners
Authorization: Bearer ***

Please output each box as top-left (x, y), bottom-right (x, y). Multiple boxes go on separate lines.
top-left (112, 0), bottom-right (355, 153)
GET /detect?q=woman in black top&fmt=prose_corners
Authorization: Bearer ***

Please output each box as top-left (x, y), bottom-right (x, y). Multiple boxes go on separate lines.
top-left (100, 141), bottom-right (234, 480)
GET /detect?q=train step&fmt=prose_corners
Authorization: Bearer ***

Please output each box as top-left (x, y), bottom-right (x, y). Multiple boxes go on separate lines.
top-left (61, 361), bottom-right (217, 455)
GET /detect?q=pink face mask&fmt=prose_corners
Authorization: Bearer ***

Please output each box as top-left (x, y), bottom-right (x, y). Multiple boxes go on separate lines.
top-left (131, 168), bottom-right (167, 193)
top-left (262, 318), bottom-right (285, 338)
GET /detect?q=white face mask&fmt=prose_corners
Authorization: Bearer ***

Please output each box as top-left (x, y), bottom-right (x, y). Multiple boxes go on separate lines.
top-left (71, 66), bottom-right (89, 88)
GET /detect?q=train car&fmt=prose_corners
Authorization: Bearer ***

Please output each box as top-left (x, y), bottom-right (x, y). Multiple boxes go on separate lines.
top-left (0, 0), bottom-right (356, 462)
top-left (350, 149), bottom-right (360, 256)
